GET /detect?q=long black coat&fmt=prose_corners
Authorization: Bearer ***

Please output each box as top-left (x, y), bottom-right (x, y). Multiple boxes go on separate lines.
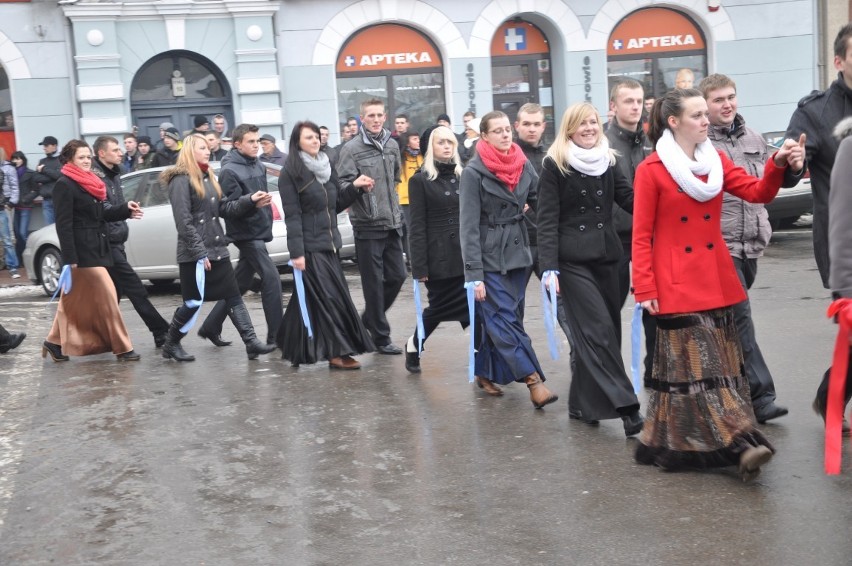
top-left (279, 160), bottom-right (359, 258)
top-left (537, 158), bottom-right (633, 271)
top-left (53, 174), bottom-right (131, 267)
top-left (407, 164), bottom-right (464, 281)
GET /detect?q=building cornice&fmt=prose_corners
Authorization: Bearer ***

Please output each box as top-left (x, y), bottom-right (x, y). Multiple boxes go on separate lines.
top-left (62, 0), bottom-right (279, 21)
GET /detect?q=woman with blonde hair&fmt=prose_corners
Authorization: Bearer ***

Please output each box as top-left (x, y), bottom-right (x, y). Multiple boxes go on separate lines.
top-left (459, 111), bottom-right (557, 407)
top-left (403, 125), bottom-right (469, 374)
top-left (160, 134), bottom-right (276, 361)
top-left (42, 139), bottom-right (142, 362)
top-left (537, 102), bottom-right (642, 435)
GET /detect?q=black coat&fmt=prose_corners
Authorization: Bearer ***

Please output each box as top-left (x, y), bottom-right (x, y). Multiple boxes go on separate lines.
top-left (279, 159), bottom-right (359, 258)
top-left (15, 168), bottom-right (39, 208)
top-left (92, 159), bottom-right (129, 245)
top-left (408, 163), bottom-right (464, 280)
top-left (605, 121), bottom-right (651, 242)
top-left (35, 154), bottom-right (61, 200)
top-left (53, 174), bottom-right (131, 267)
top-left (219, 149), bottom-right (274, 242)
top-left (518, 139), bottom-right (545, 247)
top-left (785, 72), bottom-right (852, 288)
top-left (537, 158), bottom-right (634, 270)
top-left (152, 147), bottom-right (179, 168)
top-left (163, 166), bottom-right (256, 263)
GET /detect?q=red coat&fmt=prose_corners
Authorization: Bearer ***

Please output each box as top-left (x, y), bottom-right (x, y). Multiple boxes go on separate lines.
top-left (632, 151), bottom-right (786, 315)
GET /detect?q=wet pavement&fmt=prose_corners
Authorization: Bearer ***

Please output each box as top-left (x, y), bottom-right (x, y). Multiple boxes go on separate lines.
top-left (1, 231), bottom-right (852, 565)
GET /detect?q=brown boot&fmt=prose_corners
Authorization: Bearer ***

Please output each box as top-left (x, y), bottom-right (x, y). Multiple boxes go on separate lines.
top-left (329, 355), bottom-right (361, 370)
top-left (524, 372), bottom-right (558, 409)
top-left (475, 376), bottom-right (503, 396)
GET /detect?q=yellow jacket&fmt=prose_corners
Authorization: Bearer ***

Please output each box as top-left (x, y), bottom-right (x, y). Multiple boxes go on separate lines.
top-left (397, 151), bottom-right (423, 205)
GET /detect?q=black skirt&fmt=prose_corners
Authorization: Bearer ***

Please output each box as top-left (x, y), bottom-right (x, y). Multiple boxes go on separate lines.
top-left (179, 258), bottom-right (240, 302)
top-left (277, 251), bottom-right (374, 364)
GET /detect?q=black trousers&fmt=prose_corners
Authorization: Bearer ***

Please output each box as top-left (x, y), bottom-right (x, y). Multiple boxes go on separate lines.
top-left (355, 230), bottom-right (407, 347)
top-left (817, 352), bottom-right (852, 408)
top-left (617, 240), bottom-right (631, 309)
top-left (108, 245), bottom-right (169, 336)
top-left (0, 322), bottom-right (9, 343)
top-left (732, 257), bottom-right (777, 408)
top-left (202, 240), bottom-right (282, 344)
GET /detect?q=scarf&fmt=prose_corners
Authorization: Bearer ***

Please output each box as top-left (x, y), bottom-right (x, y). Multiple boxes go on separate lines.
top-left (198, 162), bottom-right (209, 173)
top-left (477, 141), bottom-right (527, 192)
top-left (655, 129), bottom-right (723, 202)
top-left (360, 126), bottom-right (392, 152)
top-left (15, 165), bottom-right (26, 180)
top-left (300, 150), bottom-right (331, 184)
top-left (405, 147), bottom-right (420, 157)
top-left (61, 163), bottom-right (106, 201)
top-left (567, 139), bottom-right (612, 176)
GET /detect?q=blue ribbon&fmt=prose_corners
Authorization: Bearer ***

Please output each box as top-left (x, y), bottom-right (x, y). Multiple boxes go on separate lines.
top-left (289, 260), bottom-right (313, 338)
top-left (463, 281), bottom-right (477, 383)
top-left (540, 271), bottom-right (561, 360)
top-left (413, 280), bottom-right (425, 356)
top-left (49, 264), bottom-right (73, 303)
top-left (630, 302), bottom-right (644, 394)
top-left (180, 258), bottom-right (206, 333)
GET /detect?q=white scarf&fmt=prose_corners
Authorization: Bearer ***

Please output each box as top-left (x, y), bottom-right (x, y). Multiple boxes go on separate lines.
top-left (655, 129), bottom-right (723, 202)
top-left (567, 139), bottom-right (611, 176)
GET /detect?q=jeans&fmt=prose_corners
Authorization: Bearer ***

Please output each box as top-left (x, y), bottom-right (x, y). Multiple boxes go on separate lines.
top-left (0, 208), bottom-right (18, 270)
top-left (42, 199), bottom-right (55, 225)
top-left (13, 207), bottom-right (31, 266)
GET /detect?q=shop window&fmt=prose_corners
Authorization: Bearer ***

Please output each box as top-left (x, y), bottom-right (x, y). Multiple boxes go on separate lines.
top-left (607, 8), bottom-right (707, 98)
top-left (336, 24), bottom-right (445, 133)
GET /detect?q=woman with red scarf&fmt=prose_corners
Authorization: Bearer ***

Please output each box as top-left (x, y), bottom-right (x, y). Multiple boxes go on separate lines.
top-left (42, 139), bottom-right (143, 362)
top-left (459, 110), bottom-right (557, 408)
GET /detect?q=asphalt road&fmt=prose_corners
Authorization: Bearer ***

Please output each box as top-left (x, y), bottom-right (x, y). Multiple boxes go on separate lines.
top-left (1, 228), bottom-right (851, 565)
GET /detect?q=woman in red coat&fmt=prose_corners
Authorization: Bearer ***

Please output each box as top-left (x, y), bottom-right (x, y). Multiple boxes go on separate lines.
top-left (632, 89), bottom-right (804, 481)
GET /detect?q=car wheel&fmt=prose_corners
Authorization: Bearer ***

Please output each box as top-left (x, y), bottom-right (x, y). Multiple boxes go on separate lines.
top-left (39, 246), bottom-right (62, 297)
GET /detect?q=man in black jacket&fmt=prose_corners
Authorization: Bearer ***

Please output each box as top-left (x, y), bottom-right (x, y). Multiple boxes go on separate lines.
top-left (786, 23), bottom-right (852, 290)
top-left (199, 123), bottom-right (282, 346)
top-left (92, 136), bottom-right (169, 347)
top-left (36, 136), bottom-right (61, 225)
top-left (787, 23), bottom-right (852, 430)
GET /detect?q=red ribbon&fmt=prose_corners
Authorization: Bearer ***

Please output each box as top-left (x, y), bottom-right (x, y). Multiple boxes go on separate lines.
top-left (825, 298), bottom-right (852, 474)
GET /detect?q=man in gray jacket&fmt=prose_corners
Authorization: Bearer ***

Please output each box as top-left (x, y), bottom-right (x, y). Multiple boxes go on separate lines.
top-left (337, 98), bottom-right (406, 354)
top-left (701, 73), bottom-right (789, 423)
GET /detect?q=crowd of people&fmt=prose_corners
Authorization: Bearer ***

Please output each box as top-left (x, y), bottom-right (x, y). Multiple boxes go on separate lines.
top-left (4, 23), bottom-right (852, 483)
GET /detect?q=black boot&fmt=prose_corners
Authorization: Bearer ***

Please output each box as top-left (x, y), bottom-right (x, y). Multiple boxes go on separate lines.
top-left (197, 325), bottom-right (232, 347)
top-left (228, 303), bottom-right (275, 360)
top-left (162, 322), bottom-right (195, 362)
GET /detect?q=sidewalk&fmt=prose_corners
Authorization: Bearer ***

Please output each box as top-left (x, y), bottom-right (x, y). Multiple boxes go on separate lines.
top-left (0, 266), bottom-right (32, 289)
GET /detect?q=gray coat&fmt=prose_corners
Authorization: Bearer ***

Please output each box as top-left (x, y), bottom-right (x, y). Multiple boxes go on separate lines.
top-left (829, 117), bottom-right (852, 297)
top-left (459, 154), bottom-right (538, 282)
top-left (336, 128), bottom-right (403, 234)
top-left (707, 115), bottom-right (772, 260)
top-left (164, 166), bottom-right (255, 263)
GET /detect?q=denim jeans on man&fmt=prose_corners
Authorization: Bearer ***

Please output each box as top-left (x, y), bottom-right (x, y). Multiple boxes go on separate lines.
top-left (13, 207), bottom-right (30, 266)
top-left (41, 199), bottom-right (54, 225)
top-left (0, 208), bottom-right (18, 270)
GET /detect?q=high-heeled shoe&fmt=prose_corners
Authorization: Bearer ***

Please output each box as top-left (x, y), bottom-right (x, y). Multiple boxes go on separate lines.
top-left (42, 341), bottom-right (69, 362)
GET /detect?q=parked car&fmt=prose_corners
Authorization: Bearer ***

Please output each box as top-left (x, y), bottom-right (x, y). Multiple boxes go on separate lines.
top-left (23, 162), bottom-right (356, 295)
top-left (763, 131), bottom-right (813, 229)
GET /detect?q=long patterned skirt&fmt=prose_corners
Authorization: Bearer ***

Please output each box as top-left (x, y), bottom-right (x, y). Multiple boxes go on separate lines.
top-left (635, 308), bottom-right (774, 470)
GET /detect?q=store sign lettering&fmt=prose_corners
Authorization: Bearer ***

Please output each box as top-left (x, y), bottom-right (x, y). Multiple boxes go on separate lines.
top-left (354, 52), bottom-right (433, 67)
top-left (612, 34), bottom-right (697, 51)
top-left (467, 63), bottom-right (477, 114)
top-left (583, 56), bottom-right (592, 102)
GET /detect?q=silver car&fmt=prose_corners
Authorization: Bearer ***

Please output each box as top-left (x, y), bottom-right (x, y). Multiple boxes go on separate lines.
top-left (23, 162), bottom-right (356, 295)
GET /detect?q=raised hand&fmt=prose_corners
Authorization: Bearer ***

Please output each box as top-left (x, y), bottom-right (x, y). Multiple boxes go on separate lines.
top-left (774, 133), bottom-right (806, 170)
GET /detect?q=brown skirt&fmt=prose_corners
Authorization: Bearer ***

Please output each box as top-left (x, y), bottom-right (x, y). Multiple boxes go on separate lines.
top-left (46, 266), bottom-right (133, 356)
top-left (635, 308), bottom-right (774, 470)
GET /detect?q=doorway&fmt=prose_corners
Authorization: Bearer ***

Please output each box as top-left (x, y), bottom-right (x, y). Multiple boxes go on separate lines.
top-left (130, 51), bottom-right (234, 141)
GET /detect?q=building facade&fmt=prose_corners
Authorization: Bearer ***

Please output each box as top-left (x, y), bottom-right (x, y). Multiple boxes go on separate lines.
top-left (0, 0), bottom-right (838, 162)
